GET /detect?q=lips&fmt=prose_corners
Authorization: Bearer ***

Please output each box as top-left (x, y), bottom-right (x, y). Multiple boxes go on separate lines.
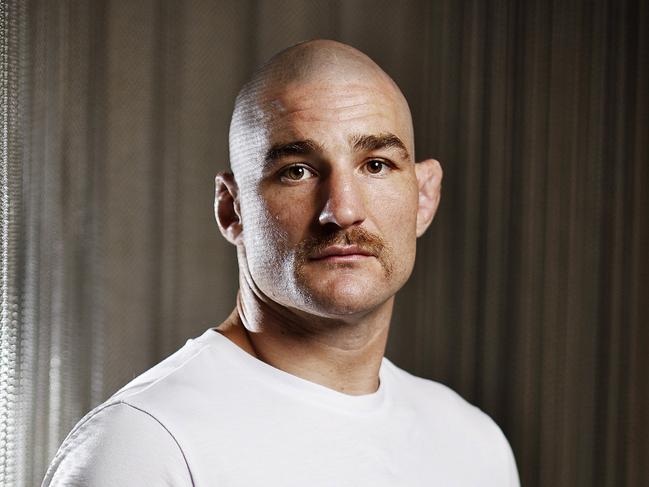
top-left (310, 245), bottom-right (375, 260)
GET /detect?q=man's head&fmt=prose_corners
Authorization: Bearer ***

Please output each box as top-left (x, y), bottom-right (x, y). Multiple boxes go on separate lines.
top-left (215, 39), bottom-right (442, 319)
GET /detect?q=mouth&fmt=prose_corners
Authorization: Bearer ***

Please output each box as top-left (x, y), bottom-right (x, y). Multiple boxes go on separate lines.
top-left (309, 245), bottom-right (376, 262)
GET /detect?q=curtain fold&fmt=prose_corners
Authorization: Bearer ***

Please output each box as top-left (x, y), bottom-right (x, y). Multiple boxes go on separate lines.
top-left (0, 0), bottom-right (27, 484)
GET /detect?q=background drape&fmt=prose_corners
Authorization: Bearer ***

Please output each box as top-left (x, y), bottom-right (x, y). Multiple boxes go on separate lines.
top-left (1, 0), bottom-right (647, 486)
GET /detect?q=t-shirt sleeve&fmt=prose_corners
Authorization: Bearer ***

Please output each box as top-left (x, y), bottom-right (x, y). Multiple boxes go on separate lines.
top-left (503, 434), bottom-right (521, 487)
top-left (471, 402), bottom-right (521, 487)
top-left (41, 401), bottom-right (193, 487)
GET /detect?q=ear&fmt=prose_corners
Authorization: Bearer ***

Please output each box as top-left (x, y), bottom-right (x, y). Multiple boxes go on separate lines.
top-left (214, 172), bottom-right (243, 245)
top-left (414, 159), bottom-right (443, 237)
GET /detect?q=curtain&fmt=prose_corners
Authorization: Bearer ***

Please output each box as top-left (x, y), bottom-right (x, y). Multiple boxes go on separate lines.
top-left (1, 1), bottom-right (646, 486)
top-left (1, 0), bottom-right (27, 484)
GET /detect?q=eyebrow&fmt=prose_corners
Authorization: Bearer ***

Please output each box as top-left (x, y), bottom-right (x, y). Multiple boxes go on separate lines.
top-left (264, 139), bottom-right (324, 165)
top-left (263, 132), bottom-right (411, 166)
top-left (350, 133), bottom-right (410, 160)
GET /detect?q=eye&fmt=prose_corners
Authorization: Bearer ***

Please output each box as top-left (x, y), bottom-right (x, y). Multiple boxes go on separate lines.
top-left (365, 159), bottom-right (390, 175)
top-left (279, 164), bottom-right (316, 182)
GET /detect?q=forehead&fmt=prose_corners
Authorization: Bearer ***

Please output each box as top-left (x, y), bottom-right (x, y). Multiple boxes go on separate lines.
top-left (259, 81), bottom-right (412, 147)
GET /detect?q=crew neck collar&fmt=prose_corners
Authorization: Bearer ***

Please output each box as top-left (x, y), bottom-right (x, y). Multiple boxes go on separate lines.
top-left (198, 327), bottom-right (390, 415)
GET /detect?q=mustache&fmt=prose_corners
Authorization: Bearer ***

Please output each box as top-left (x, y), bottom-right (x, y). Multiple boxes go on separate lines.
top-left (297, 227), bottom-right (387, 259)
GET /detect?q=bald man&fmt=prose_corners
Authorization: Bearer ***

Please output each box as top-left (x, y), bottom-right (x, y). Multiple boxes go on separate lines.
top-left (43, 40), bottom-right (519, 486)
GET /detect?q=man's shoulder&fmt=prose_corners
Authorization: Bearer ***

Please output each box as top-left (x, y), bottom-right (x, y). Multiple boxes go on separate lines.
top-left (385, 359), bottom-right (519, 484)
top-left (57, 329), bottom-right (227, 444)
top-left (110, 331), bottom-right (214, 400)
top-left (41, 332), bottom-right (220, 485)
top-left (384, 359), bottom-right (510, 442)
top-left (42, 402), bottom-right (193, 486)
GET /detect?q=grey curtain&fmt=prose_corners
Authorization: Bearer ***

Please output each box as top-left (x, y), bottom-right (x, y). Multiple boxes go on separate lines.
top-left (1, 0), bottom-right (646, 486)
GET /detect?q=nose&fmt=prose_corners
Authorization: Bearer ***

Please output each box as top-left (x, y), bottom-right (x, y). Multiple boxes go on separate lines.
top-left (318, 170), bottom-right (366, 229)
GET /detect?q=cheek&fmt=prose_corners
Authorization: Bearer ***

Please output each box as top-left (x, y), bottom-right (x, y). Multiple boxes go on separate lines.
top-left (238, 192), bottom-right (275, 259)
top-left (268, 200), bottom-right (304, 233)
top-left (241, 189), bottom-right (313, 258)
top-left (374, 180), bottom-right (418, 235)
top-left (371, 182), bottom-right (419, 265)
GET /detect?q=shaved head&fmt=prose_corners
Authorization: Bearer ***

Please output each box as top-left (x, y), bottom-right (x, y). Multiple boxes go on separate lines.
top-left (229, 40), bottom-right (414, 180)
top-left (216, 39), bottom-right (442, 320)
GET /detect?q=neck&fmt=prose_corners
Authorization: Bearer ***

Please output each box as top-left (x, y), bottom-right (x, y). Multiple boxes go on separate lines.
top-left (216, 284), bottom-right (394, 396)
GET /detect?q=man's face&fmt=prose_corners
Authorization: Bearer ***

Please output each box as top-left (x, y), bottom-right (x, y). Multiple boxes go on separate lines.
top-left (235, 78), bottom-right (420, 318)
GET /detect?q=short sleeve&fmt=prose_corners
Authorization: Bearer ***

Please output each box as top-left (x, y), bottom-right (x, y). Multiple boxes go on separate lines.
top-left (41, 401), bottom-right (193, 487)
top-left (498, 428), bottom-right (520, 487)
top-left (505, 440), bottom-right (521, 487)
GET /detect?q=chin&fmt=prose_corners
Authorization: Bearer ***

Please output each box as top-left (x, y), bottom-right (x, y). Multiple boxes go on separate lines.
top-left (296, 276), bottom-right (394, 318)
top-left (305, 297), bottom-right (384, 318)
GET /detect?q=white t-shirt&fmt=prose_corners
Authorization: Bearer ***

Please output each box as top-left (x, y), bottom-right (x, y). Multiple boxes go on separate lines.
top-left (42, 328), bottom-right (520, 486)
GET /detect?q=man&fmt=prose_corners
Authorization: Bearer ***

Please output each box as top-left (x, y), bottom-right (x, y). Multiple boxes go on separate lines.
top-left (43, 40), bottom-right (519, 486)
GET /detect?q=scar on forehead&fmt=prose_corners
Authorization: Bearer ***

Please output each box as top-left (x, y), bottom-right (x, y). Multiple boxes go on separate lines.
top-left (264, 133), bottom-right (411, 165)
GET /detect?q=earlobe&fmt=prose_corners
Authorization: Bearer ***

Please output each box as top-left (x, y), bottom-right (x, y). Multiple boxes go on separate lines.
top-left (214, 172), bottom-right (243, 245)
top-left (415, 159), bottom-right (443, 237)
